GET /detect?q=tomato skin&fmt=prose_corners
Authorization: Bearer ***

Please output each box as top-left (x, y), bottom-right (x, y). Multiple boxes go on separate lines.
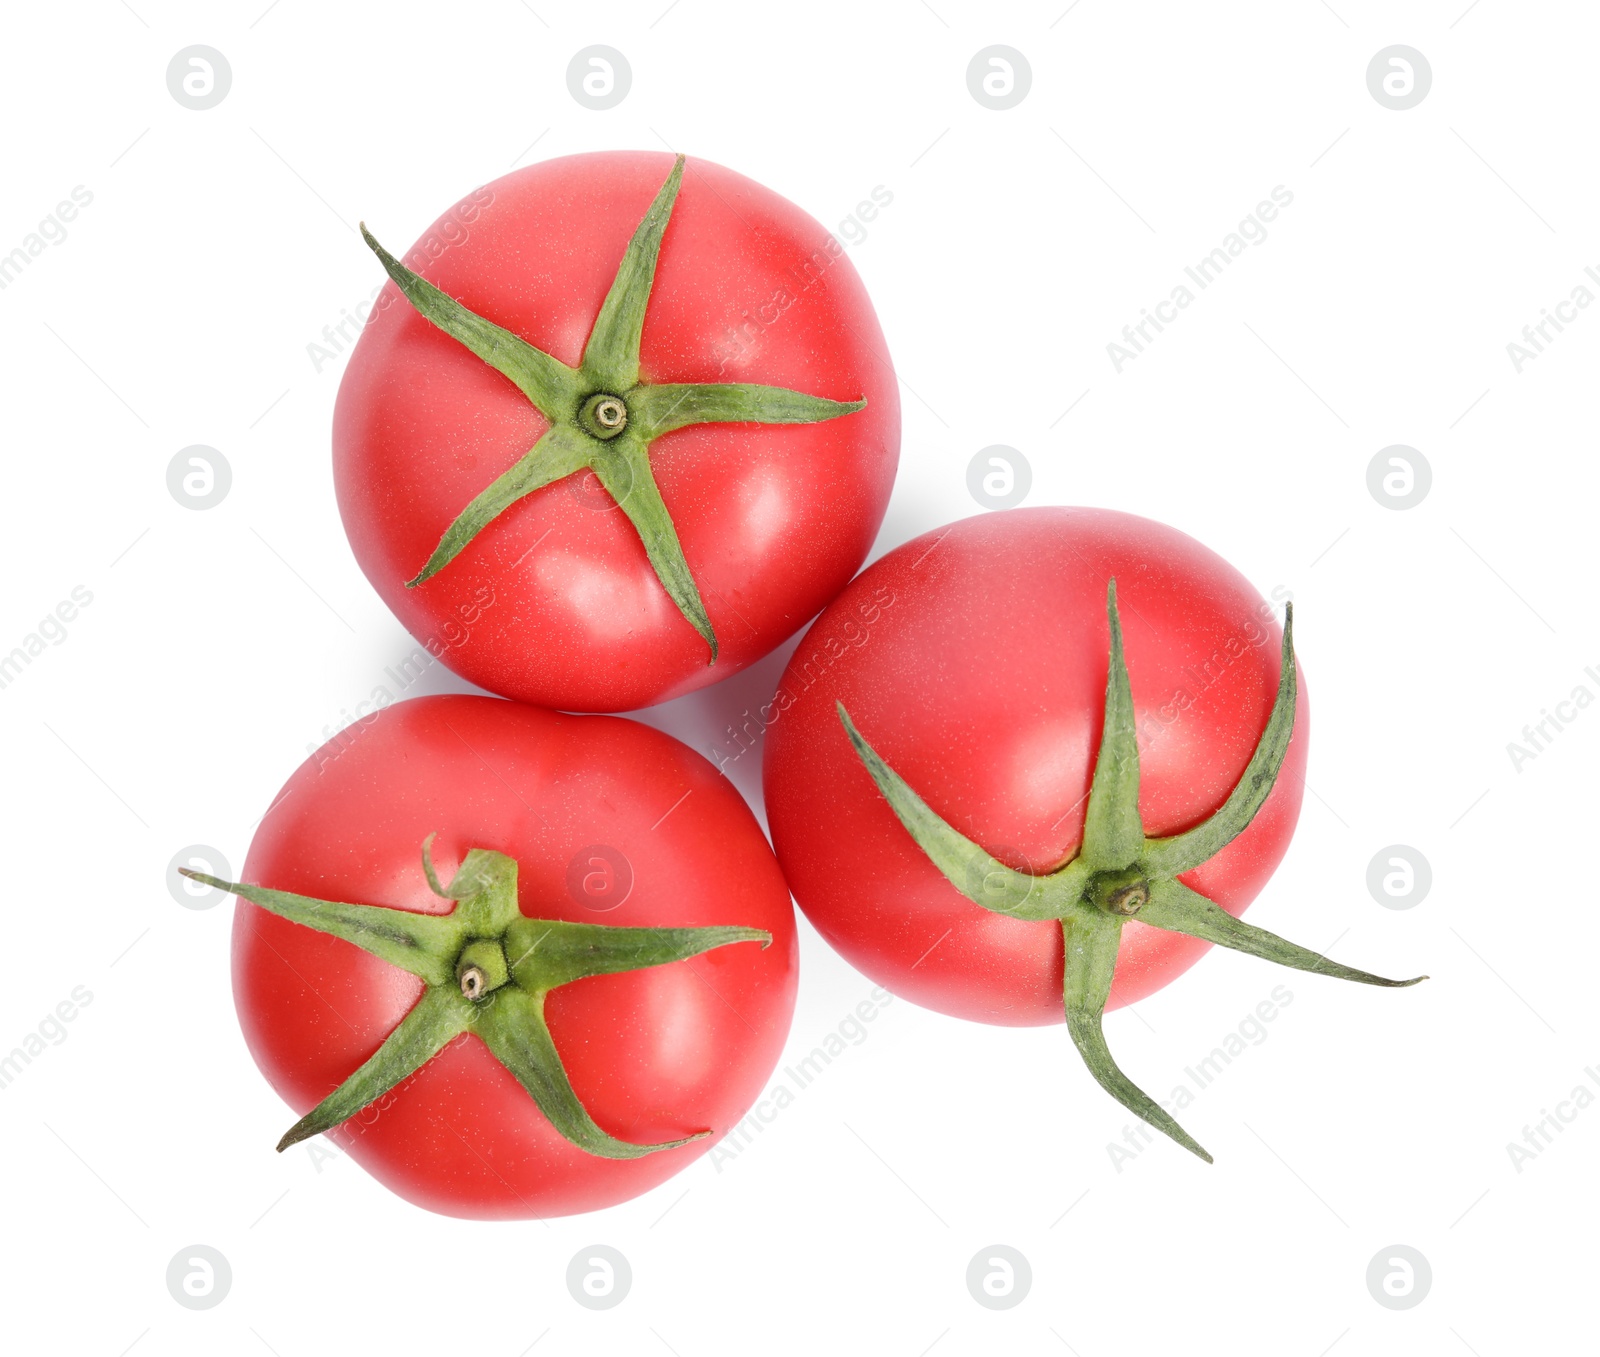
top-left (333, 151), bottom-right (900, 712)
top-left (761, 508), bottom-right (1308, 1026)
top-left (232, 695), bottom-right (797, 1219)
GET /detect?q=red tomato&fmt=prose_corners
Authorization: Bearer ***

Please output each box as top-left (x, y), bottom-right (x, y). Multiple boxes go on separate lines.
top-left (334, 151), bottom-right (900, 712)
top-left (762, 507), bottom-right (1307, 1025)
top-left (232, 695), bottom-right (796, 1218)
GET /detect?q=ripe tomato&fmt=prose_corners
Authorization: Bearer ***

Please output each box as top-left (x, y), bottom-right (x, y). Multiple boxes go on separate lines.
top-left (762, 507), bottom-right (1309, 1027)
top-left (226, 695), bottom-right (796, 1219)
top-left (334, 151), bottom-right (899, 712)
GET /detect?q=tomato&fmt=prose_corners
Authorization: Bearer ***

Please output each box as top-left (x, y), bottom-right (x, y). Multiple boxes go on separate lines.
top-left (764, 507), bottom-right (1307, 1024)
top-left (333, 151), bottom-right (900, 712)
top-left (219, 695), bottom-right (796, 1219)
top-left (763, 508), bottom-right (1420, 1159)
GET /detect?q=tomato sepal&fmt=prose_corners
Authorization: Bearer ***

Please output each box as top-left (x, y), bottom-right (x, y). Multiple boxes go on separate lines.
top-left (835, 702), bottom-right (1080, 920)
top-left (578, 152), bottom-right (684, 393)
top-left (475, 988), bottom-right (705, 1160)
top-left (1140, 878), bottom-right (1427, 990)
top-left (590, 432), bottom-right (717, 660)
top-left (505, 916), bottom-right (771, 991)
top-left (405, 425), bottom-right (591, 587)
top-left (1141, 602), bottom-right (1300, 877)
top-left (1062, 908), bottom-right (1213, 1164)
top-left (275, 986), bottom-right (473, 1152)
top-left (183, 868), bottom-right (460, 987)
top-left (360, 223), bottom-right (582, 419)
top-left (1077, 580), bottom-right (1145, 872)
top-left (629, 383), bottom-right (867, 440)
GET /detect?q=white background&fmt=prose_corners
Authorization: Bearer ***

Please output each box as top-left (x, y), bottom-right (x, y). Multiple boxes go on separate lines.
top-left (2, 1), bottom-right (1594, 1353)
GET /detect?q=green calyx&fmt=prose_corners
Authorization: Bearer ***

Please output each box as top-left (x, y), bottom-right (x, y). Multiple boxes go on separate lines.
top-left (182, 834), bottom-right (769, 1158)
top-left (363, 154), bottom-right (867, 663)
top-left (838, 580), bottom-right (1427, 1163)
